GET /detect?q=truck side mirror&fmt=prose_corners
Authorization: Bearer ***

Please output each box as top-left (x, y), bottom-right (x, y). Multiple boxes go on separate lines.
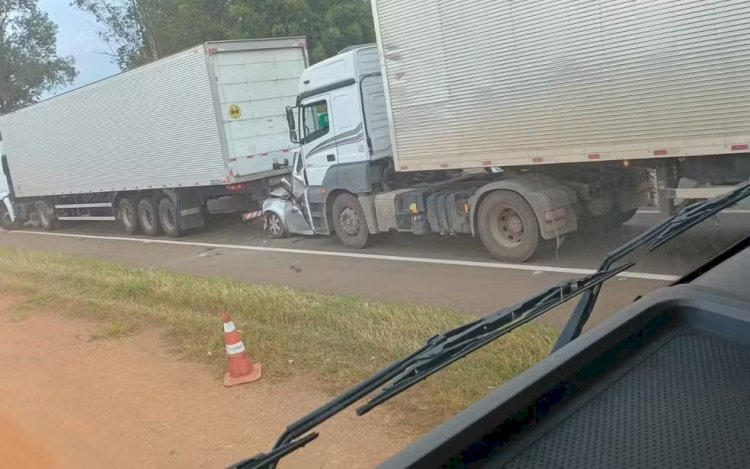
top-left (286, 106), bottom-right (299, 144)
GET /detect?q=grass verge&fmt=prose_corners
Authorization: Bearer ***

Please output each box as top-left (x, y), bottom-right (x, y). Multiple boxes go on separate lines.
top-left (0, 247), bottom-right (558, 429)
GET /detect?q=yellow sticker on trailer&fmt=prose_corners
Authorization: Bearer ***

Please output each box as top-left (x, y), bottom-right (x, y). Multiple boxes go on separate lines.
top-left (228, 104), bottom-right (241, 120)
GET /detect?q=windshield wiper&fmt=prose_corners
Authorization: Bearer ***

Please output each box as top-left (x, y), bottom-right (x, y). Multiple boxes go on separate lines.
top-left (553, 181), bottom-right (750, 351)
top-left (229, 262), bottom-right (632, 468)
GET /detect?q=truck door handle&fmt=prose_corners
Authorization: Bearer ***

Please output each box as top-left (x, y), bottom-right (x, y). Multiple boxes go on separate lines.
top-left (327, 154), bottom-right (335, 162)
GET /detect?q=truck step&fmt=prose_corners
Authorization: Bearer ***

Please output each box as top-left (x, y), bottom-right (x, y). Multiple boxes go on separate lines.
top-left (55, 203), bottom-right (113, 209)
top-left (57, 216), bottom-right (117, 221)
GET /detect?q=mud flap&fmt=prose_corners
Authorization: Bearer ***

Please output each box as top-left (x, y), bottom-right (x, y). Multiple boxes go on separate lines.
top-left (167, 190), bottom-right (205, 231)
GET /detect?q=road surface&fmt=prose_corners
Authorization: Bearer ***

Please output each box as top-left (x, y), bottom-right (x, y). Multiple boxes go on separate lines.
top-left (0, 211), bottom-right (746, 329)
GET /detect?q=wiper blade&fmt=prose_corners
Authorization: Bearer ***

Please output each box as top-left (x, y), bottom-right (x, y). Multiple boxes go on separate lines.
top-left (647, 183), bottom-right (750, 251)
top-left (356, 262), bottom-right (633, 415)
top-left (553, 181), bottom-right (750, 351)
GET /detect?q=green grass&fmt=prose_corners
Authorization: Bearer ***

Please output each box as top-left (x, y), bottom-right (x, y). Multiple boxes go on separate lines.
top-left (0, 247), bottom-right (558, 429)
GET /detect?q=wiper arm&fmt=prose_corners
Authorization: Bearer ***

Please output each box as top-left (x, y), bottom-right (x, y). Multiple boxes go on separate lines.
top-left (228, 432), bottom-right (319, 469)
top-left (553, 181), bottom-right (750, 351)
top-left (230, 341), bottom-right (437, 469)
top-left (356, 262), bottom-right (633, 415)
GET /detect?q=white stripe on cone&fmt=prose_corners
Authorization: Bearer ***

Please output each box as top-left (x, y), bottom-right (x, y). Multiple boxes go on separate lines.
top-left (226, 341), bottom-right (246, 355)
top-left (223, 321), bottom-right (236, 333)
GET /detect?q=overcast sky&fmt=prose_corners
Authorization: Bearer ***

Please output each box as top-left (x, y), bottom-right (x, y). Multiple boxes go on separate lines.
top-left (39, 0), bottom-right (119, 95)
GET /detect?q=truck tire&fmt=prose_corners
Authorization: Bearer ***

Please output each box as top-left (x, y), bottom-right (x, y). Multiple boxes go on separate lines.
top-left (35, 200), bottom-right (57, 231)
top-left (158, 197), bottom-right (181, 238)
top-left (118, 197), bottom-right (140, 235)
top-left (331, 193), bottom-right (369, 249)
top-left (477, 190), bottom-right (540, 262)
top-left (0, 205), bottom-right (20, 231)
top-left (608, 208), bottom-right (637, 227)
top-left (137, 197), bottom-right (162, 237)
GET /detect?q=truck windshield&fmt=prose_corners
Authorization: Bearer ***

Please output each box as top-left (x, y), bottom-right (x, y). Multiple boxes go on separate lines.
top-left (302, 100), bottom-right (330, 142)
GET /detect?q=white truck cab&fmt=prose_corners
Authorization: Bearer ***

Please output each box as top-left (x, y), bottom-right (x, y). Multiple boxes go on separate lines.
top-left (277, 45), bottom-right (401, 248)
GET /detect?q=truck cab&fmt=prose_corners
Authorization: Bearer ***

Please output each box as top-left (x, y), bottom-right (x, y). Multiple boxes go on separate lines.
top-left (281, 45), bottom-right (391, 247)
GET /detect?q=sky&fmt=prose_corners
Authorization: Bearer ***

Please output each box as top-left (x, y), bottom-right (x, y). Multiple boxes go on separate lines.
top-left (38, 0), bottom-right (120, 95)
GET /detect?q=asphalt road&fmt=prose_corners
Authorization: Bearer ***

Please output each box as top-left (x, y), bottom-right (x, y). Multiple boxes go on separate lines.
top-left (0, 210), bottom-right (747, 330)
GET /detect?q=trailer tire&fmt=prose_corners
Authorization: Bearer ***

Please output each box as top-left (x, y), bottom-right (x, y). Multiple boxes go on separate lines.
top-left (477, 190), bottom-right (540, 262)
top-left (158, 197), bottom-right (181, 238)
top-left (36, 200), bottom-right (57, 231)
top-left (138, 197), bottom-right (162, 237)
top-left (331, 193), bottom-right (369, 249)
top-left (118, 198), bottom-right (140, 235)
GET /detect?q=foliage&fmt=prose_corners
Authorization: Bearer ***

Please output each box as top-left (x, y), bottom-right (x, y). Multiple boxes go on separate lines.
top-left (75, 0), bottom-right (375, 70)
top-left (72, 0), bottom-right (231, 70)
top-left (229, 0), bottom-right (375, 63)
top-left (0, 0), bottom-right (77, 114)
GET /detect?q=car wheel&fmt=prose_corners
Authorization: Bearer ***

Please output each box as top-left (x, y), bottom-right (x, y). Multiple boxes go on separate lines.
top-left (264, 211), bottom-right (287, 239)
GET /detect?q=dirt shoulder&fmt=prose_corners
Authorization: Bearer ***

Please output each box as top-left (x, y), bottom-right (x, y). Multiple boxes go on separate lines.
top-left (0, 300), bottom-right (407, 468)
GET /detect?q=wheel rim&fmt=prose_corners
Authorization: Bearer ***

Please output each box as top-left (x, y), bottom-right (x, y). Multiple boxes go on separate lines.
top-left (339, 207), bottom-right (360, 236)
top-left (39, 206), bottom-right (50, 226)
top-left (123, 205), bottom-right (135, 226)
top-left (2, 212), bottom-right (13, 225)
top-left (490, 206), bottom-right (525, 248)
top-left (267, 214), bottom-right (282, 236)
top-left (163, 206), bottom-right (176, 231)
top-left (143, 208), bottom-right (154, 230)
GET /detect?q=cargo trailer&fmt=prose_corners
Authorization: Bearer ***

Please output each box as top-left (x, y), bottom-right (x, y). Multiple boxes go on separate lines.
top-left (0, 37), bottom-right (308, 237)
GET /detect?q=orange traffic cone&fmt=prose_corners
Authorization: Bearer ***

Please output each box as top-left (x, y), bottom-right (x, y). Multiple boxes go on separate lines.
top-left (222, 312), bottom-right (262, 387)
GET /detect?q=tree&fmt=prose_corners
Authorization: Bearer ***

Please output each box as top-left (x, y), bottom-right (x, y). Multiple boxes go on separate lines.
top-left (73, 0), bottom-right (231, 70)
top-left (0, 0), bottom-right (77, 114)
top-left (315, 0), bottom-right (374, 61)
top-left (229, 0), bottom-right (375, 63)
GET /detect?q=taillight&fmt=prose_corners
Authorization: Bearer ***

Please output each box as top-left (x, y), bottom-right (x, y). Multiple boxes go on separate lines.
top-left (544, 206), bottom-right (568, 222)
top-left (227, 182), bottom-right (249, 192)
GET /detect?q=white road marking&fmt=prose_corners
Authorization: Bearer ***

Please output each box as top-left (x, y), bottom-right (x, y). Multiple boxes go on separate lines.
top-left (637, 209), bottom-right (750, 214)
top-left (6, 230), bottom-right (680, 282)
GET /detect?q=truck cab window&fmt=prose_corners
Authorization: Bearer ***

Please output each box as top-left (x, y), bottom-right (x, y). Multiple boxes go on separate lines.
top-left (302, 101), bottom-right (330, 142)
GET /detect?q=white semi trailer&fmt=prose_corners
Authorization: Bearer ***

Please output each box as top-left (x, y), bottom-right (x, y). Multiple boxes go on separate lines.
top-left (264, 0), bottom-right (750, 262)
top-left (0, 38), bottom-right (308, 237)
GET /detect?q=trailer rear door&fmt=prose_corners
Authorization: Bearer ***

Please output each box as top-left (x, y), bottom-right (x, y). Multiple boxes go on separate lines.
top-left (210, 42), bottom-right (307, 181)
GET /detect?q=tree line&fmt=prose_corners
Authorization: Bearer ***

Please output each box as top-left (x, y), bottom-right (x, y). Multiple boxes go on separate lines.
top-left (1, 0), bottom-right (375, 114)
